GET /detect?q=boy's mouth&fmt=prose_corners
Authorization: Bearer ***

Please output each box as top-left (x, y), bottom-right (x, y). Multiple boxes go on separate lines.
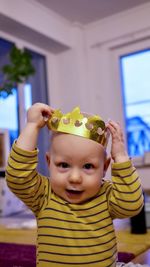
top-left (66, 189), bottom-right (84, 197)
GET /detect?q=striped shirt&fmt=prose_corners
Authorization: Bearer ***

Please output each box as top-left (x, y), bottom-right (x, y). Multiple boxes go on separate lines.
top-left (6, 142), bottom-right (143, 267)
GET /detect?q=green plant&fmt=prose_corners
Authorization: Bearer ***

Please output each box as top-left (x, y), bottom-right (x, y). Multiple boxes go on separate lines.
top-left (0, 45), bottom-right (35, 97)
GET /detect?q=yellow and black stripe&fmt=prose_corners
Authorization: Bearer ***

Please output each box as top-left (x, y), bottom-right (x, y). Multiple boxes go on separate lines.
top-left (6, 143), bottom-right (143, 267)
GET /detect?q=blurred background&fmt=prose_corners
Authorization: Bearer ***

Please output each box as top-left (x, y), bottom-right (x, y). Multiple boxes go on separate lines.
top-left (0, 0), bottom-right (150, 265)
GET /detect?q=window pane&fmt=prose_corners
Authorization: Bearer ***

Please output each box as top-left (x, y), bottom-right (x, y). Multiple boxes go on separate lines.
top-left (127, 102), bottom-right (150, 126)
top-left (0, 89), bottom-right (19, 146)
top-left (0, 38), bottom-right (19, 146)
top-left (24, 83), bottom-right (32, 111)
top-left (120, 49), bottom-right (150, 157)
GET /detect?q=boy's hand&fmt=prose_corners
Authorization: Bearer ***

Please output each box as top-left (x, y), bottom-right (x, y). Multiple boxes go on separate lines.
top-left (16, 103), bottom-right (54, 151)
top-left (27, 103), bottom-right (54, 129)
top-left (107, 120), bottom-right (129, 163)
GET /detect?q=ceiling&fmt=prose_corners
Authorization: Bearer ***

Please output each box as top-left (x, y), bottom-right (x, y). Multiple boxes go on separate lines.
top-left (34, 0), bottom-right (150, 25)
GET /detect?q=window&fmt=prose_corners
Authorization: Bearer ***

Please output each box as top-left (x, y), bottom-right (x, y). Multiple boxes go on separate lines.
top-left (0, 38), bottom-right (49, 174)
top-left (0, 38), bottom-right (19, 147)
top-left (0, 89), bottom-right (19, 146)
top-left (120, 49), bottom-right (150, 157)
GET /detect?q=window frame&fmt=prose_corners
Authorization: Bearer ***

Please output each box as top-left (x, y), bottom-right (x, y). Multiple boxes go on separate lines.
top-left (111, 38), bottom-right (150, 166)
top-left (0, 33), bottom-right (51, 174)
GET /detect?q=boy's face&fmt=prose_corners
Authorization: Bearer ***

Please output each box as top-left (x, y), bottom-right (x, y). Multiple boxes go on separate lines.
top-left (46, 133), bottom-right (109, 204)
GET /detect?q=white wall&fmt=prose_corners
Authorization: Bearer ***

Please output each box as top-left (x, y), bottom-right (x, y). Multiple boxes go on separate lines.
top-left (84, 3), bottom-right (150, 119)
top-left (0, 0), bottom-right (73, 47)
top-left (0, 0), bottom-right (87, 109)
top-left (84, 3), bottom-right (150, 188)
top-left (49, 25), bottom-right (91, 112)
top-left (0, 0), bottom-right (150, 188)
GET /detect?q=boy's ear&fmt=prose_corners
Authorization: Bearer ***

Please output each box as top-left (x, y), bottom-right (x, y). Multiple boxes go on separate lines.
top-left (46, 152), bottom-right (50, 167)
top-left (103, 157), bottom-right (111, 177)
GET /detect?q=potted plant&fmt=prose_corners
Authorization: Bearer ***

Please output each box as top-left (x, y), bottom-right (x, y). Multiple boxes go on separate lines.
top-left (0, 44), bottom-right (35, 97)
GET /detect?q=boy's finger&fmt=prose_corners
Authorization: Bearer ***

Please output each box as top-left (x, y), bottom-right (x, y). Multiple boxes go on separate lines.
top-left (43, 116), bottom-right (49, 122)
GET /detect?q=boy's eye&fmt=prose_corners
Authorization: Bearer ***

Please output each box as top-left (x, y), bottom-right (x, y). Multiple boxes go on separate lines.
top-left (58, 162), bottom-right (69, 168)
top-left (83, 163), bottom-right (94, 170)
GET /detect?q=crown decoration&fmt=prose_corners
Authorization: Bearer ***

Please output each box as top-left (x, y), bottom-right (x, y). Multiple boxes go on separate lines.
top-left (47, 107), bottom-right (109, 147)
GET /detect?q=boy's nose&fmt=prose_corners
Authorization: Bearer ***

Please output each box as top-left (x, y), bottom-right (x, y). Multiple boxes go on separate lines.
top-left (69, 168), bottom-right (82, 183)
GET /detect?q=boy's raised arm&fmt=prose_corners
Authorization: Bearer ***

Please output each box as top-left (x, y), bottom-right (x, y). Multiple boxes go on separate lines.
top-left (5, 103), bottom-right (54, 214)
top-left (16, 103), bottom-right (54, 151)
top-left (106, 120), bottom-right (144, 218)
top-left (107, 120), bottom-right (129, 163)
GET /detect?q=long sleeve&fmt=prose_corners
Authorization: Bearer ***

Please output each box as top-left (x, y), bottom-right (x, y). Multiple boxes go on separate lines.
top-left (106, 160), bottom-right (144, 219)
top-left (5, 142), bottom-right (50, 216)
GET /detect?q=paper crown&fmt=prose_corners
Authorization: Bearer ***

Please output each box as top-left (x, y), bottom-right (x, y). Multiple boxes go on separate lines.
top-left (47, 107), bottom-right (109, 147)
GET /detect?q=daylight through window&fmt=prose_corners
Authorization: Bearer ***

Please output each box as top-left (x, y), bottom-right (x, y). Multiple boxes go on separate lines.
top-left (120, 49), bottom-right (150, 157)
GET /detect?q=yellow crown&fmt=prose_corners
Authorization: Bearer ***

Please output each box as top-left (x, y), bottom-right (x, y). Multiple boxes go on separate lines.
top-left (47, 107), bottom-right (109, 147)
